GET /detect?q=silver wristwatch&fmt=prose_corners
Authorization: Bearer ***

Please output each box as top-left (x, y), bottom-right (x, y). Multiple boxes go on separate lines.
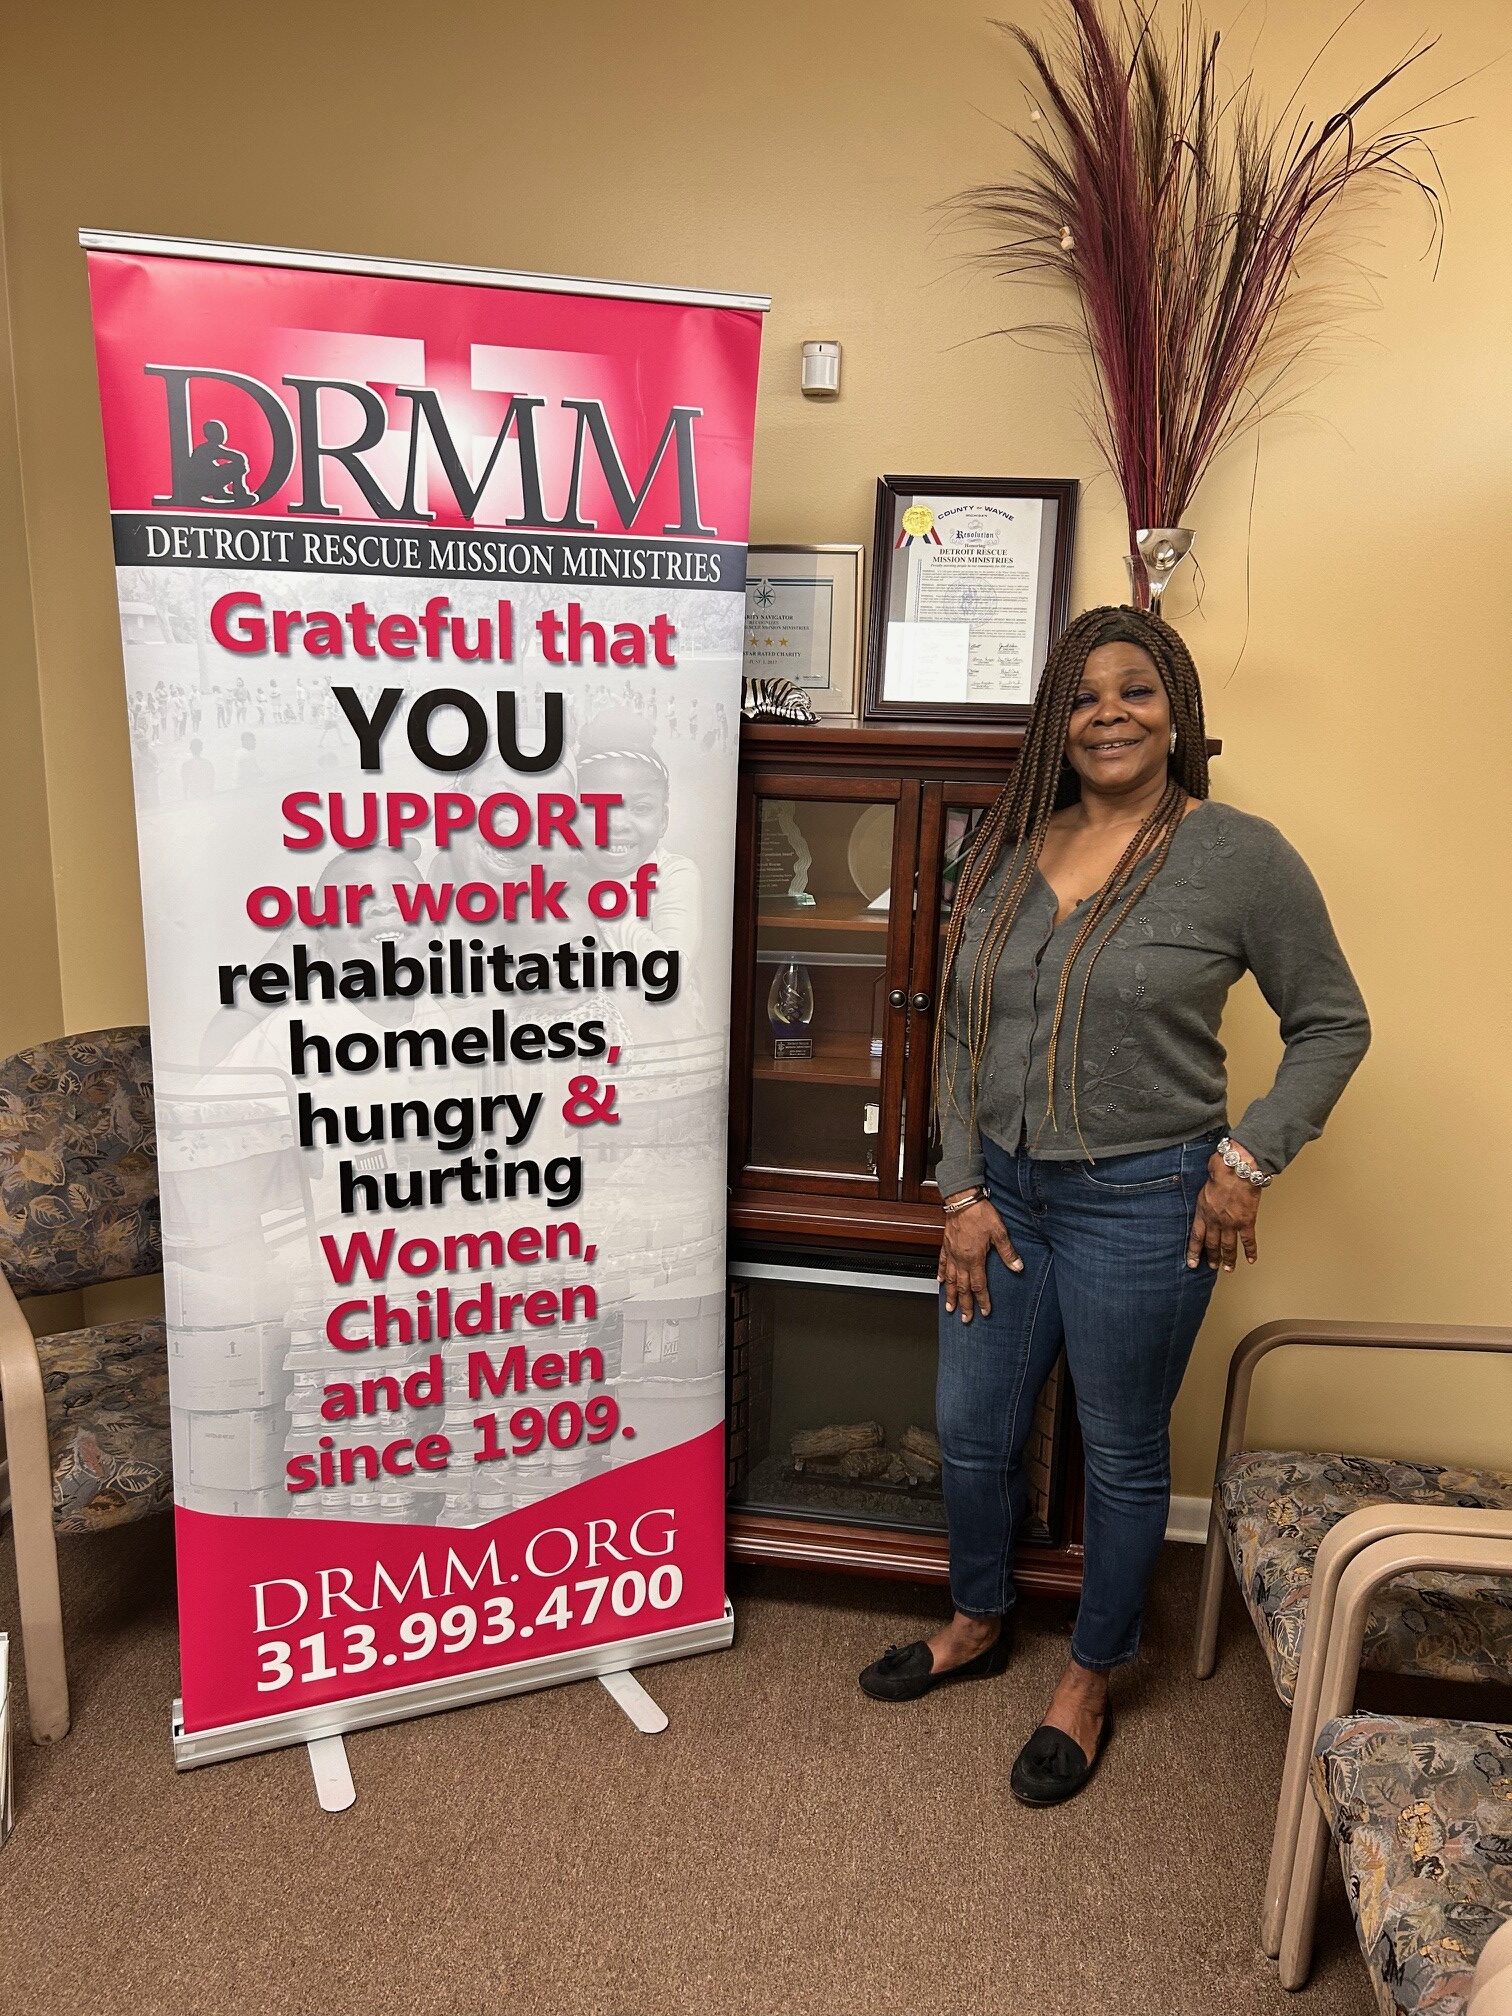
top-left (1217, 1136), bottom-right (1272, 1187)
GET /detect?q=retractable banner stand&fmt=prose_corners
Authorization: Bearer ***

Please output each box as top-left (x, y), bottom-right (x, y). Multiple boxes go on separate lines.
top-left (81, 233), bottom-right (766, 1767)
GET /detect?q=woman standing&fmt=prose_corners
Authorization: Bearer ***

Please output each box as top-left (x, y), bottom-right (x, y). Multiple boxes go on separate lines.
top-left (859, 605), bottom-right (1370, 1805)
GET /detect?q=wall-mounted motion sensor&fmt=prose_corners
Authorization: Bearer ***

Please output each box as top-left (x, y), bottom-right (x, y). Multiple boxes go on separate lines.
top-left (801, 340), bottom-right (841, 397)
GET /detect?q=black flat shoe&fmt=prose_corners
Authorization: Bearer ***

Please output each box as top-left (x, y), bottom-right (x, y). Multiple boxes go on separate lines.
top-left (858, 1622), bottom-right (1012, 1702)
top-left (1009, 1703), bottom-right (1114, 1806)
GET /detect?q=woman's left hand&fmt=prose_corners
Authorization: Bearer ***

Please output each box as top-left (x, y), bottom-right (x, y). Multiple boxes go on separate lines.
top-left (1186, 1138), bottom-right (1265, 1272)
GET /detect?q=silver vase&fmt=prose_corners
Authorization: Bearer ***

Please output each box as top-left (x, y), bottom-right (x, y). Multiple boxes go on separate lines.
top-left (1126, 528), bottom-right (1194, 615)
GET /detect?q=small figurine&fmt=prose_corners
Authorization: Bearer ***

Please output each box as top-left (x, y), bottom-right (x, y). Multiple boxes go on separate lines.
top-left (740, 675), bottom-right (818, 723)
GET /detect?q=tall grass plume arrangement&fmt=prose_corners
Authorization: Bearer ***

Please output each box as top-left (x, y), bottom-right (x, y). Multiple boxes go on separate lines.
top-left (961, 0), bottom-right (1454, 600)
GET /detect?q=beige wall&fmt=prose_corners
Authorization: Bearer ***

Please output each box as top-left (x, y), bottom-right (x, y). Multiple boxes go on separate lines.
top-left (0, 160), bottom-right (62, 1061)
top-left (1, 0), bottom-right (1507, 1492)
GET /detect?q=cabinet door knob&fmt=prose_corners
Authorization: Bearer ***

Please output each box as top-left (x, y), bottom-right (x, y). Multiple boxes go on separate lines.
top-left (887, 989), bottom-right (906, 1009)
top-left (911, 991), bottom-right (933, 1013)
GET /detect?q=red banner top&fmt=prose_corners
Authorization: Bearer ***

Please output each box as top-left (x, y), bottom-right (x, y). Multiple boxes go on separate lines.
top-left (85, 249), bottom-right (763, 539)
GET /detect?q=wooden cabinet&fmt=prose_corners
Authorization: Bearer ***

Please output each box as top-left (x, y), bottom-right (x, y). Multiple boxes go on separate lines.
top-left (725, 717), bottom-right (1085, 1597)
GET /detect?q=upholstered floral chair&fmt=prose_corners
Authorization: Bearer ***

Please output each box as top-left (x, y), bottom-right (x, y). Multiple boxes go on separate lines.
top-left (1310, 1711), bottom-right (1511, 2015)
top-left (1191, 1319), bottom-right (1512, 1960)
top-left (0, 1026), bottom-right (169, 1740)
top-left (1269, 1510), bottom-right (1512, 2011)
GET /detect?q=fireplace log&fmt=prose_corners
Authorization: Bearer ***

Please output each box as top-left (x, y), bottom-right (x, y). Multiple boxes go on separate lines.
top-left (798, 1447), bottom-right (910, 1484)
top-left (790, 1420), bottom-right (884, 1459)
top-left (900, 1425), bottom-right (942, 1466)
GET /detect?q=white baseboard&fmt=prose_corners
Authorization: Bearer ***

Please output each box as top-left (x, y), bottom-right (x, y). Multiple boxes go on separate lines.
top-left (1165, 1493), bottom-right (1212, 1546)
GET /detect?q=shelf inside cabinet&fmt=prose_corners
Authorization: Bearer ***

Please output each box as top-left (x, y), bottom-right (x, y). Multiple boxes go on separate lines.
top-left (751, 1033), bottom-right (881, 1087)
top-left (756, 895), bottom-right (890, 935)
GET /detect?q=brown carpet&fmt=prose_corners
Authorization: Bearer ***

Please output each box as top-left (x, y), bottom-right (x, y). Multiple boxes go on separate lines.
top-left (0, 1522), bottom-right (1386, 2016)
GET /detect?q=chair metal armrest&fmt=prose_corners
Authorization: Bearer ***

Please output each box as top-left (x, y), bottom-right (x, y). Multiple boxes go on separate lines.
top-left (0, 1269), bottom-right (71, 1738)
top-left (1471, 1968), bottom-right (1512, 2016)
top-left (1215, 1317), bottom-right (1512, 1470)
top-left (1472, 1918), bottom-right (1512, 2013)
top-left (1279, 1510), bottom-right (1512, 1987)
top-left (0, 1272), bottom-right (50, 1511)
top-left (1306, 1508), bottom-right (1512, 1732)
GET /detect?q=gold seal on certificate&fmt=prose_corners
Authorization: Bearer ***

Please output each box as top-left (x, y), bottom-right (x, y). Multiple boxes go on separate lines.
top-left (741, 544), bottom-right (864, 717)
top-left (865, 475), bottom-right (1078, 724)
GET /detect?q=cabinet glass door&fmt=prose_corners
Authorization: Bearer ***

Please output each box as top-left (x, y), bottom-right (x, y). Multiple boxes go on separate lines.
top-left (740, 782), bottom-right (913, 1191)
top-left (905, 786), bottom-right (998, 1197)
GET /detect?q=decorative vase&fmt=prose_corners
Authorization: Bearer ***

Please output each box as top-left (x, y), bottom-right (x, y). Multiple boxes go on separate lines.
top-left (1126, 528), bottom-right (1194, 615)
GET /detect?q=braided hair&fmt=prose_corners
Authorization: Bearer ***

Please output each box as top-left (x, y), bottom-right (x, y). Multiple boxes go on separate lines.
top-left (934, 605), bottom-right (1210, 1155)
top-left (576, 703), bottom-right (670, 791)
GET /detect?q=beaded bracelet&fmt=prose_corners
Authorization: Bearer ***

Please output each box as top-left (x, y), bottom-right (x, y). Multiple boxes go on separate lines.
top-left (941, 1186), bottom-right (988, 1216)
top-left (1216, 1136), bottom-right (1273, 1188)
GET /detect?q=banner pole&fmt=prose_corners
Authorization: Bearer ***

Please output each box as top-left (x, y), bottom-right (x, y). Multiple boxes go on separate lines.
top-left (79, 227), bottom-right (770, 311)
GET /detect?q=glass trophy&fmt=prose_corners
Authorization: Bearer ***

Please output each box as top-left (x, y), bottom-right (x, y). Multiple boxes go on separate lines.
top-left (756, 800), bottom-right (816, 908)
top-left (768, 959), bottom-right (815, 1061)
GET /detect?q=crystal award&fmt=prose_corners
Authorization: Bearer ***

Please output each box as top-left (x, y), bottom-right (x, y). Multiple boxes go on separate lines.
top-left (767, 959), bottom-right (815, 1062)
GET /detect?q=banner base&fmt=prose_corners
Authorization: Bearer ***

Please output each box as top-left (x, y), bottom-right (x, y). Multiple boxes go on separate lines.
top-left (170, 1600), bottom-right (734, 1770)
top-left (598, 1668), bottom-right (669, 1733)
top-left (307, 1733), bottom-right (356, 1812)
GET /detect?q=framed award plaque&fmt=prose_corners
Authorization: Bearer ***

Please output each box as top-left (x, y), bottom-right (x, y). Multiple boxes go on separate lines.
top-left (863, 476), bottom-right (1078, 724)
top-left (743, 543), bottom-right (864, 717)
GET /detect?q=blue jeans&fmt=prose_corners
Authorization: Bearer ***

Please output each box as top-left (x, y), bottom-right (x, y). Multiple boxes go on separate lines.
top-left (936, 1130), bottom-right (1221, 1670)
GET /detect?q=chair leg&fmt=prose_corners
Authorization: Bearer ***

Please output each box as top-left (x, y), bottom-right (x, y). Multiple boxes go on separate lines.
top-left (1261, 1683), bottom-right (1317, 1955)
top-left (10, 1465), bottom-right (70, 1742)
top-left (1192, 1492), bottom-right (1227, 1679)
top-left (1277, 1777), bottom-right (1333, 1990)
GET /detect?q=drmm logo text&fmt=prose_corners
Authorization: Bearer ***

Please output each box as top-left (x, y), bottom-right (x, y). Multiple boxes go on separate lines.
top-left (145, 365), bottom-right (714, 534)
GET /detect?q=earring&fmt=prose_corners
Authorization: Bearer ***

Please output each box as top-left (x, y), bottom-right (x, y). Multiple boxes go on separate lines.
top-left (1168, 728), bottom-right (1178, 754)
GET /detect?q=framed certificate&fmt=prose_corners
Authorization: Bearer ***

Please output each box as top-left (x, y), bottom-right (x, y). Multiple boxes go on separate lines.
top-left (743, 543), bottom-right (864, 717)
top-left (863, 476), bottom-right (1078, 723)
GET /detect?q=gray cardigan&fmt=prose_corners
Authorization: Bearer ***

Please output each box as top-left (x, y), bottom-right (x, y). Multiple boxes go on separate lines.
top-left (935, 801), bottom-right (1370, 1196)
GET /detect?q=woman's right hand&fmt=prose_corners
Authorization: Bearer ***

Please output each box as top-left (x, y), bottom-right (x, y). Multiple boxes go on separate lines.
top-left (938, 1193), bottom-right (1023, 1323)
